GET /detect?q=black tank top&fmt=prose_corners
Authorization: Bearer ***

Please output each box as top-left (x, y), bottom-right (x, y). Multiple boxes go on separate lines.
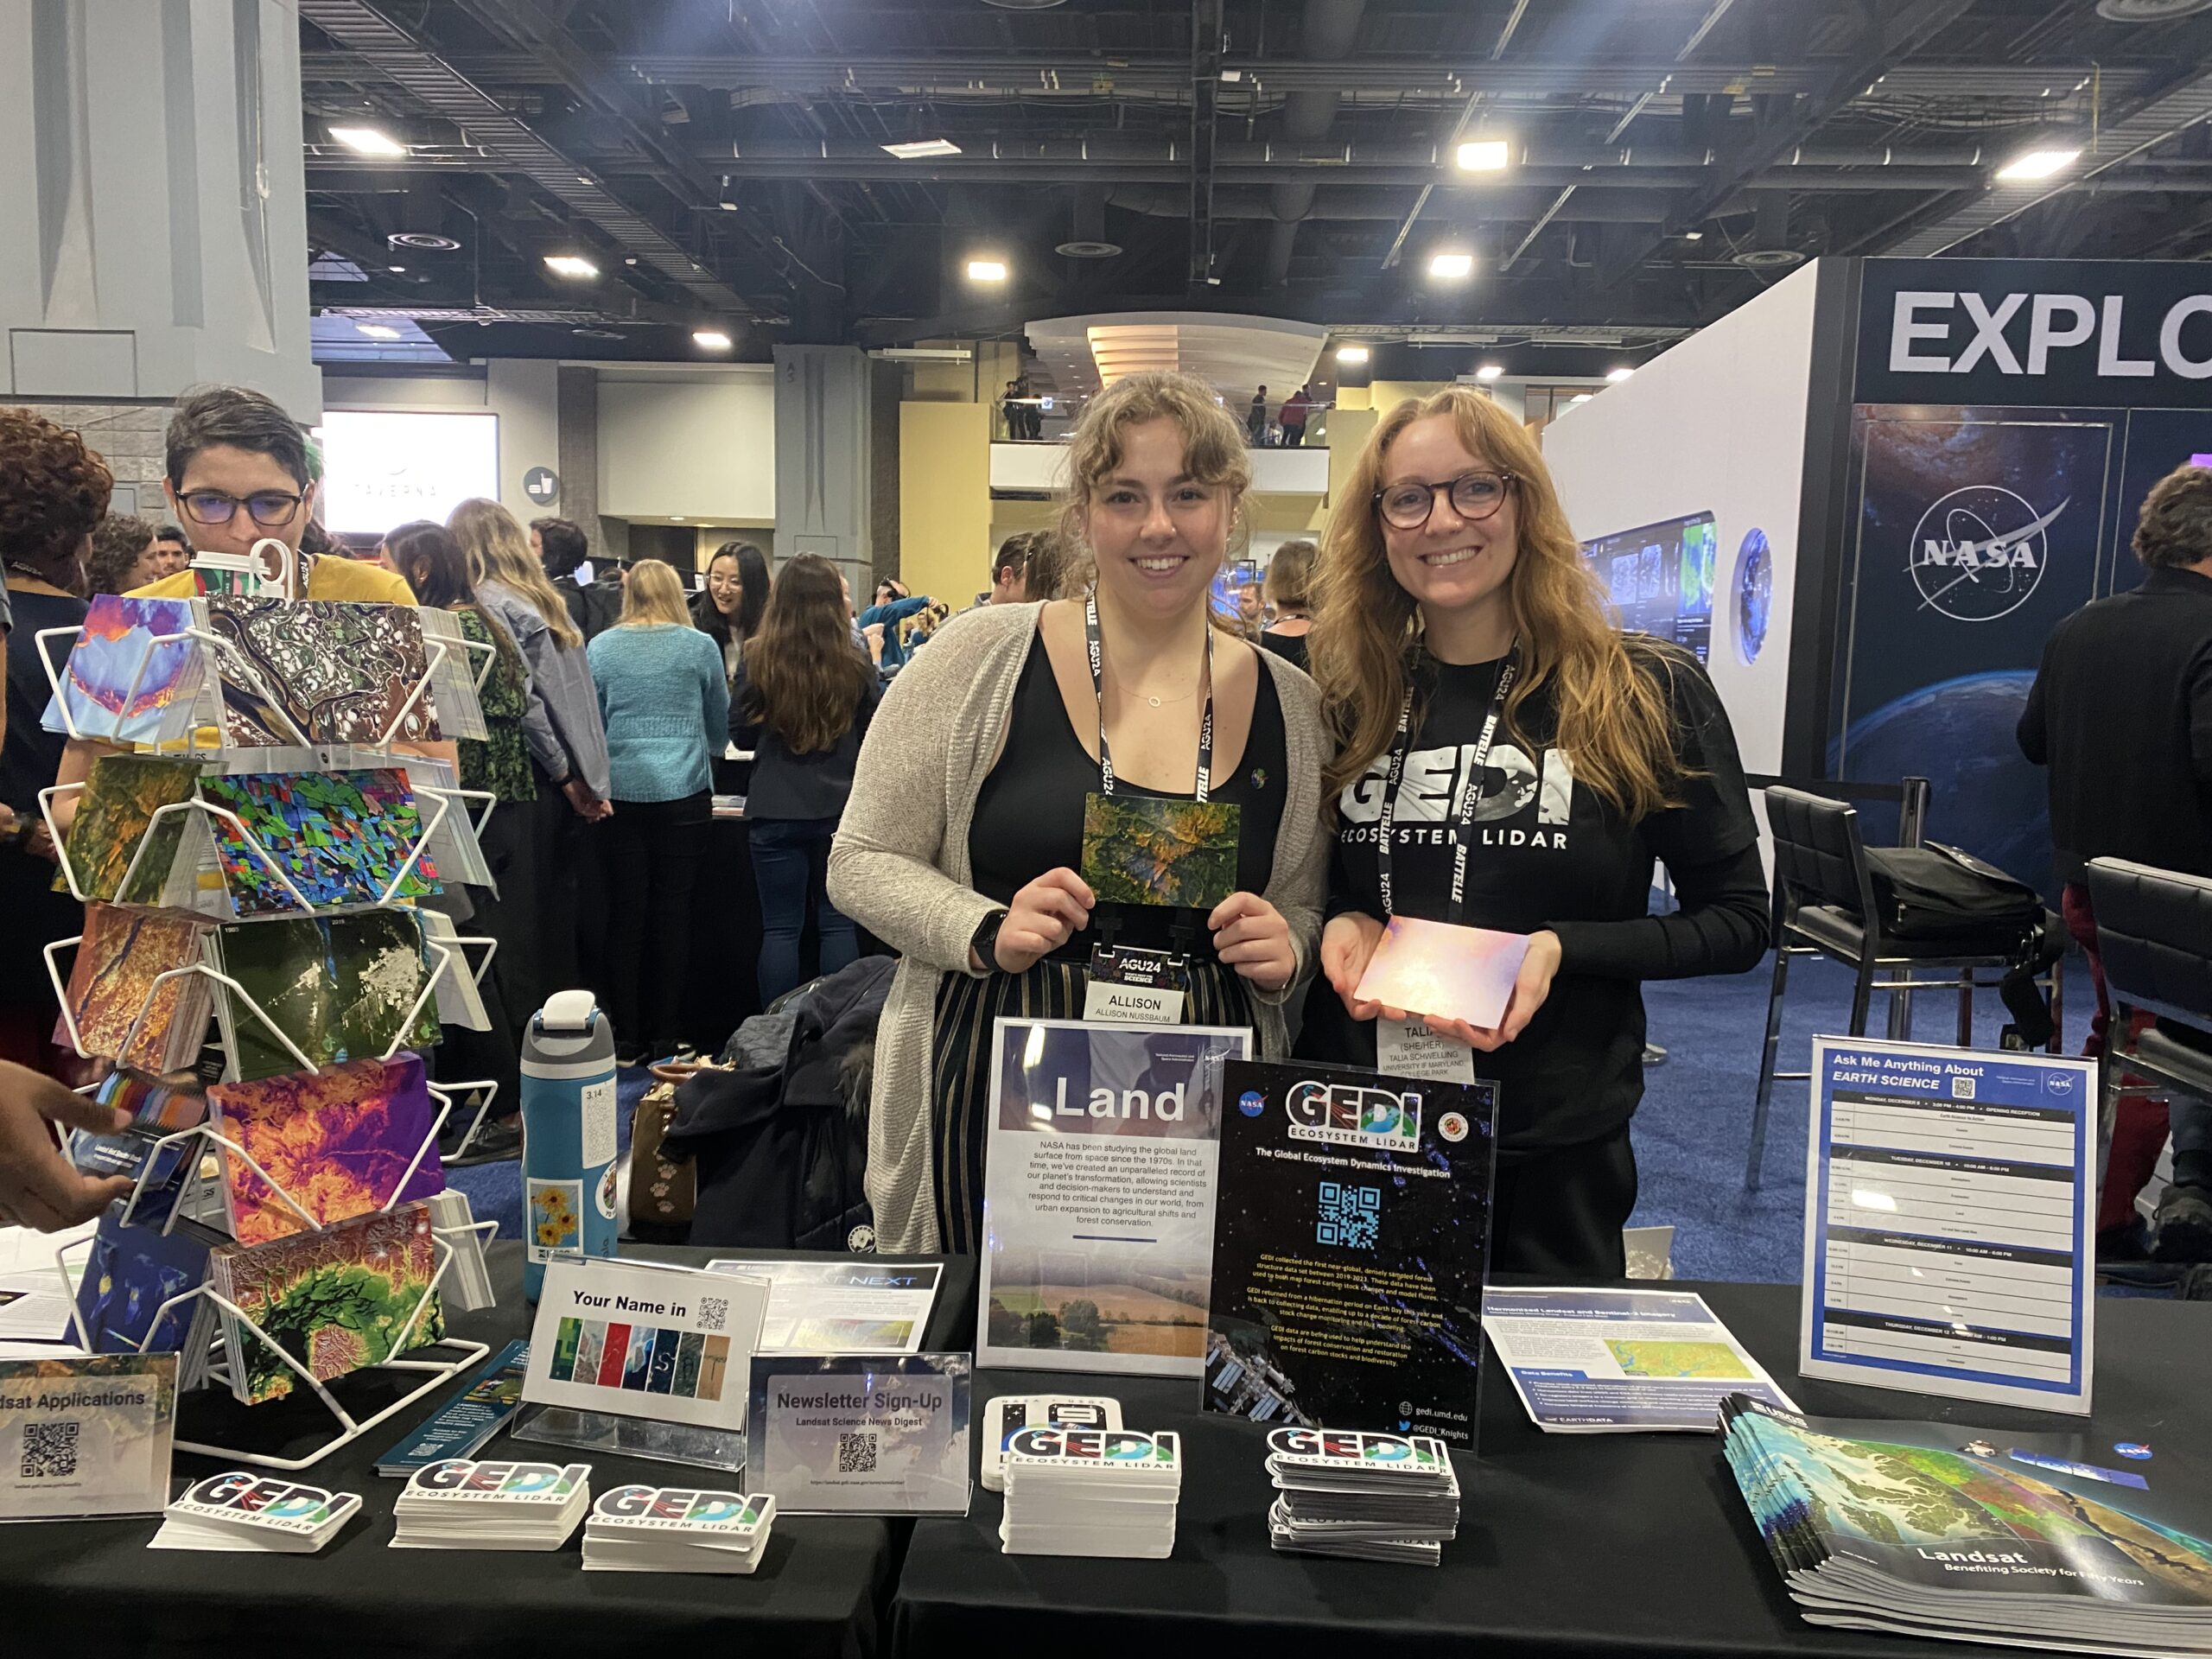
top-left (968, 630), bottom-right (1288, 962)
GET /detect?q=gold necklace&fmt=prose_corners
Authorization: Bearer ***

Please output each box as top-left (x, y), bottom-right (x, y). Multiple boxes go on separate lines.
top-left (1113, 677), bottom-right (1199, 709)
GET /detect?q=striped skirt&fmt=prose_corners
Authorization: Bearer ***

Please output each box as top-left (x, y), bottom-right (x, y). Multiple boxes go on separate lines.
top-left (930, 958), bottom-right (1256, 1253)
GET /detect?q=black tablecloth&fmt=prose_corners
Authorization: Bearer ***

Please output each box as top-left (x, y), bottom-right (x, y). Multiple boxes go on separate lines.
top-left (892, 1283), bottom-right (2212, 1659)
top-left (4, 1243), bottom-right (974, 1659)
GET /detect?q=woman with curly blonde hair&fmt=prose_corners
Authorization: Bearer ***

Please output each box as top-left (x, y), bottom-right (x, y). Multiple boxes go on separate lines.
top-left (830, 370), bottom-right (1330, 1252)
top-left (1302, 385), bottom-right (1766, 1278)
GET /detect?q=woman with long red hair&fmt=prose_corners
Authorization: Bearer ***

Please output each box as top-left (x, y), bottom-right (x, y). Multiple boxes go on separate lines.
top-left (1303, 386), bottom-right (1767, 1279)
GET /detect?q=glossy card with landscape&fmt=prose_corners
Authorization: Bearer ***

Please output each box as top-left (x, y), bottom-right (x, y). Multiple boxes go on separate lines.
top-left (208, 1052), bottom-right (445, 1246)
top-left (213, 911), bottom-right (442, 1081)
top-left (59, 754), bottom-right (202, 905)
top-left (1079, 795), bottom-right (1240, 910)
top-left (1205, 1058), bottom-right (1499, 1446)
top-left (204, 597), bottom-right (442, 748)
top-left (196, 768), bottom-right (439, 917)
top-left (55, 906), bottom-right (212, 1074)
top-left (1354, 915), bottom-right (1529, 1033)
top-left (41, 595), bottom-right (206, 747)
top-left (524, 1259), bottom-right (768, 1432)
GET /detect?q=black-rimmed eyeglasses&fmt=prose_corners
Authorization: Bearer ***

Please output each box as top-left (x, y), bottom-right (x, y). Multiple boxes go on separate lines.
top-left (1372, 469), bottom-right (1516, 531)
top-left (177, 488), bottom-right (307, 528)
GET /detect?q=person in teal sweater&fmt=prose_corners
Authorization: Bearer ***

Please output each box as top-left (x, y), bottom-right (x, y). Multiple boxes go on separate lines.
top-left (586, 558), bottom-right (732, 1064)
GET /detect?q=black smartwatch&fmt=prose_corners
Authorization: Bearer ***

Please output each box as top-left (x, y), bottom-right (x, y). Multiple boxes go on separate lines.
top-left (970, 908), bottom-right (1009, 972)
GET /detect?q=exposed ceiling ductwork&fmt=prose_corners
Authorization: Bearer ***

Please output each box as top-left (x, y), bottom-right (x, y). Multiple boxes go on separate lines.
top-left (1265, 0), bottom-right (1367, 289)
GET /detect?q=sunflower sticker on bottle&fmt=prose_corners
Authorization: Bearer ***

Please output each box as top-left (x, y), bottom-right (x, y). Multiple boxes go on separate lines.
top-left (527, 1178), bottom-right (583, 1265)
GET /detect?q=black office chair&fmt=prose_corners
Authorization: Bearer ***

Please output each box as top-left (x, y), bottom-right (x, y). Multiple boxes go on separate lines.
top-left (2084, 857), bottom-right (2212, 1205)
top-left (1745, 786), bottom-right (2064, 1190)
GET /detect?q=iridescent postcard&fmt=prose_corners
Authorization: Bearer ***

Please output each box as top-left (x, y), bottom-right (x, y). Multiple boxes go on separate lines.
top-left (1353, 915), bottom-right (1531, 1031)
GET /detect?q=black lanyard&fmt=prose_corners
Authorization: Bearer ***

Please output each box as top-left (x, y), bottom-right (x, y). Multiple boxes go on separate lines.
top-left (1374, 641), bottom-right (1518, 926)
top-left (1084, 592), bottom-right (1215, 803)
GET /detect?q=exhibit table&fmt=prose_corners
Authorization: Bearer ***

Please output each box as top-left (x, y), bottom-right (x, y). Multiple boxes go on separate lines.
top-left (892, 1281), bottom-right (2212, 1659)
top-left (2, 1243), bottom-right (973, 1659)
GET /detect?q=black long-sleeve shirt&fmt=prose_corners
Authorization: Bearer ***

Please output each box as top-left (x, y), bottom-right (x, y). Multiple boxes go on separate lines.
top-left (1300, 644), bottom-right (1768, 1151)
top-left (2018, 566), bottom-right (2212, 886)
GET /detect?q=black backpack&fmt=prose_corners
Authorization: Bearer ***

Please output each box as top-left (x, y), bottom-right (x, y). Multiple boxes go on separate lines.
top-left (1860, 842), bottom-right (2042, 944)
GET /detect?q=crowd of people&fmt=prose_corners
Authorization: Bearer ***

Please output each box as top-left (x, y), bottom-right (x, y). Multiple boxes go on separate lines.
top-left (3, 370), bottom-right (2209, 1286)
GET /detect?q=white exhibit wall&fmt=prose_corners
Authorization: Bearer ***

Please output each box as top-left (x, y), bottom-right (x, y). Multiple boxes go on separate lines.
top-left (1542, 258), bottom-right (1822, 785)
top-left (598, 366), bottom-right (776, 523)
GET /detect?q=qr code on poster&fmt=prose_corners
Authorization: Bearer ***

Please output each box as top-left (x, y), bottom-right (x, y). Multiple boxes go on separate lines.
top-left (696, 1295), bottom-right (728, 1332)
top-left (21, 1421), bottom-right (79, 1479)
top-left (1317, 1181), bottom-right (1381, 1249)
top-left (838, 1432), bottom-right (879, 1474)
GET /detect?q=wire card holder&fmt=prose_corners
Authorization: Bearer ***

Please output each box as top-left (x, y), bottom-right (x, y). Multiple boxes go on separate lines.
top-left (53, 1081), bottom-right (499, 1471)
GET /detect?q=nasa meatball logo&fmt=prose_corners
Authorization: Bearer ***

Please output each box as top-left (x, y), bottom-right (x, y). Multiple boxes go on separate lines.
top-left (1907, 486), bottom-right (2065, 624)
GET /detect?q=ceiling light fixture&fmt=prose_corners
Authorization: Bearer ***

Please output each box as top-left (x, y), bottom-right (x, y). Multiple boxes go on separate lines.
top-left (1994, 143), bottom-right (2082, 181)
top-left (671, 515), bottom-right (685, 522)
top-left (692, 328), bottom-right (734, 350)
top-left (1682, 229), bottom-right (1705, 241)
top-left (1428, 251), bottom-right (1476, 281)
top-left (1455, 139), bottom-right (1511, 172)
top-left (1569, 392), bottom-right (1592, 404)
top-left (1474, 363), bottom-right (1503, 381)
top-left (1607, 366), bottom-right (1634, 382)
top-left (966, 258), bottom-right (1008, 282)
top-left (1335, 345), bottom-right (1370, 365)
top-left (329, 125), bottom-right (407, 158)
top-left (882, 138), bottom-right (963, 160)
top-left (543, 254), bottom-right (599, 279)
top-left (354, 322), bottom-right (403, 340)
top-left (389, 232), bottom-right (461, 252)
top-left (387, 264), bottom-right (406, 273)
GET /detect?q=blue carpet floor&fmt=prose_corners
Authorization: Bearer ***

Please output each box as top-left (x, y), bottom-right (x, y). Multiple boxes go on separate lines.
top-left (442, 961), bottom-right (2102, 1289)
top-left (1632, 951), bottom-right (2095, 1283)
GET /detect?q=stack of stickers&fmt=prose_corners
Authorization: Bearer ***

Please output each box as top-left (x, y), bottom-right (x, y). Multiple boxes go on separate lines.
top-left (390, 1459), bottom-right (591, 1551)
top-left (582, 1485), bottom-right (777, 1574)
top-left (1000, 1427), bottom-right (1180, 1559)
top-left (1264, 1427), bottom-right (1461, 1567)
top-left (149, 1471), bottom-right (360, 1553)
top-left (981, 1394), bottom-right (1122, 1494)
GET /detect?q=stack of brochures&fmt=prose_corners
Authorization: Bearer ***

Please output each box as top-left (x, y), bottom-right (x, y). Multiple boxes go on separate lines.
top-left (1000, 1428), bottom-right (1180, 1559)
top-left (390, 1458), bottom-right (592, 1551)
top-left (582, 1485), bottom-right (776, 1573)
top-left (1722, 1394), bottom-right (2212, 1655)
top-left (1264, 1428), bottom-right (1460, 1567)
top-left (149, 1471), bottom-right (359, 1553)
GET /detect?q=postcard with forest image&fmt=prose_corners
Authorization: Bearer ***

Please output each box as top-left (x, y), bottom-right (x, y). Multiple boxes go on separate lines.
top-left (1079, 794), bottom-right (1240, 910)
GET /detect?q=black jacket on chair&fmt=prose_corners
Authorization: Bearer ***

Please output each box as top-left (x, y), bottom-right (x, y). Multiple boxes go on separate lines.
top-left (661, 957), bottom-right (892, 1251)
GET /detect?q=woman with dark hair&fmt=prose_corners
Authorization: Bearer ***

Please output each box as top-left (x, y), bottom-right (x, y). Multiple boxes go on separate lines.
top-left (1302, 386), bottom-right (1766, 1279)
top-left (0, 409), bottom-right (108, 1077)
top-left (383, 518), bottom-right (536, 1160)
top-left (691, 541), bottom-right (771, 683)
top-left (731, 554), bottom-right (882, 1004)
top-left (84, 514), bottom-right (161, 597)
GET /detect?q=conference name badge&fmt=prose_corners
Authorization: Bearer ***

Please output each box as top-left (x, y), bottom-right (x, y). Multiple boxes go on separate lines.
top-left (1084, 945), bottom-right (1186, 1027)
top-left (1375, 1015), bottom-right (1477, 1084)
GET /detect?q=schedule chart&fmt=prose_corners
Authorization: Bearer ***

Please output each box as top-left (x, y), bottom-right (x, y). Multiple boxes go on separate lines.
top-left (1798, 1038), bottom-right (2097, 1413)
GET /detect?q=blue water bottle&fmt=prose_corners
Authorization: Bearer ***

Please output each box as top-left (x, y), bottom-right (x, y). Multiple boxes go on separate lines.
top-left (519, 989), bottom-right (620, 1303)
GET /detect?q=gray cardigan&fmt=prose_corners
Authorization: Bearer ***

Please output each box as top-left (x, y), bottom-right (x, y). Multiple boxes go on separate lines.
top-left (477, 580), bottom-right (612, 799)
top-left (827, 600), bottom-right (1329, 1253)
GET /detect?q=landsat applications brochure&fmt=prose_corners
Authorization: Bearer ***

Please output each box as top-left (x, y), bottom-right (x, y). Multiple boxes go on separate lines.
top-left (1481, 1287), bottom-right (1796, 1431)
top-left (1205, 1059), bottom-right (1497, 1446)
top-left (1723, 1395), bottom-right (2212, 1656)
